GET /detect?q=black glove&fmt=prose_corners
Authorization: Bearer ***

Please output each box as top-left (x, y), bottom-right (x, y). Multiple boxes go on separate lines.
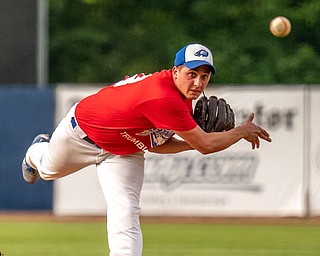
top-left (193, 95), bottom-right (235, 132)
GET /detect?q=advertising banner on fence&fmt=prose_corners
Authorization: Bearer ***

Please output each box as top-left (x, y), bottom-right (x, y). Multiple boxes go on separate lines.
top-left (141, 86), bottom-right (305, 216)
top-left (53, 85), bottom-right (306, 216)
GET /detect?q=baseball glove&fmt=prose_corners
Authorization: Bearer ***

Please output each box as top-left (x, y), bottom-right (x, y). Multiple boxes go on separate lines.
top-left (193, 95), bottom-right (235, 132)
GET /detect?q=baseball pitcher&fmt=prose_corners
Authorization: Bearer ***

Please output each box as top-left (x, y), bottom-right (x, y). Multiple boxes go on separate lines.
top-left (22, 43), bottom-right (271, 256)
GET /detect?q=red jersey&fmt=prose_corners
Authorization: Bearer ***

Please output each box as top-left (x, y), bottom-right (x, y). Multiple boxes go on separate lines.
top-left (75, 69), bottom-right (197, 155)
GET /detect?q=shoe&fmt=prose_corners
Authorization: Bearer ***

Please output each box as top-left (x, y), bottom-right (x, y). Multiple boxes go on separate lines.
top-left (31, 133), bottom-right (51, 144)
top-left (22, 134), bottom-right (51, 184)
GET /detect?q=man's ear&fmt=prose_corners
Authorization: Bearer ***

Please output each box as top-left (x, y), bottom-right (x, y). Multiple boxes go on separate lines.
top-left (172, 66), bottom-right (179, 79)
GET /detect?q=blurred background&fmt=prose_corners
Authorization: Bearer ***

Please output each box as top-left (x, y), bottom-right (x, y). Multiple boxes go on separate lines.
top-left (1, 0), bottom-right (319, 86)
top-left (0, 0), bottom-right (320, 216)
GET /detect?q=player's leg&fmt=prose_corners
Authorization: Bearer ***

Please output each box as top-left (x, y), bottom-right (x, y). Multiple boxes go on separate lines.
top-left (23, 104), bottom-right (109, 181)
top-left (96, 152), bottom-right (145, 256)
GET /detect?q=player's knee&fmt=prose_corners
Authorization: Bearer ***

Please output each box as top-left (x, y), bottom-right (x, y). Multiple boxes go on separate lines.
top-left (38, 168), bottom-right (60, 180)
top-left (108, 204), bottom-right (141, 229)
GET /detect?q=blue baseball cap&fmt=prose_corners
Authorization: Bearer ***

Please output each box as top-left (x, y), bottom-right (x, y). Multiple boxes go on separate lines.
top-left (174, 43), bottom-right (216, 75)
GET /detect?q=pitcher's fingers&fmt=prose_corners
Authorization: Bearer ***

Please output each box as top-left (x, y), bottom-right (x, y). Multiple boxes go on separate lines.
top-left (259, 132), bottom-right (272, 142)
top-left (260, 127), bottom-right (270, 138)
top-left (256, 137), bottom-right (260, 149)
top-left (259, 128), bottom-right (272, 142)
top-left (247, 112), bottom-right (254, 123)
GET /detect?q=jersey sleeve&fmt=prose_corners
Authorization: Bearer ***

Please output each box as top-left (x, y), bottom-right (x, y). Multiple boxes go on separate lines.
top-left (135, 97), bottom-right (197, 131)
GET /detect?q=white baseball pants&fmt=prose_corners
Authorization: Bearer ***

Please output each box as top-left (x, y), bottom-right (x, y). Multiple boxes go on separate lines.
top-left (25, 104), bottom-right (145, 256)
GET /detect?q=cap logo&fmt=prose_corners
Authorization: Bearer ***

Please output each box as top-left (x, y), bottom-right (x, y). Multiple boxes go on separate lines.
top-left (194, 49), bottom-right (209, 57)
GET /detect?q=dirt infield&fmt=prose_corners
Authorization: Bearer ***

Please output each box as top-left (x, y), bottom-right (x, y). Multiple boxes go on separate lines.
top-left (1, 211), bottom-right (320, 225)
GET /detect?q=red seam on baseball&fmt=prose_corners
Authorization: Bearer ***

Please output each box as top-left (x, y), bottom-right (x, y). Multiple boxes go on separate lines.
top-left (280, 17), bottom-right (288, 33)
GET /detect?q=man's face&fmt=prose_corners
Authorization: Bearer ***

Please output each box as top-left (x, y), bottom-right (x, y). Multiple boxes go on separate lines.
top-left (173, 65), bottom-right (212, 100)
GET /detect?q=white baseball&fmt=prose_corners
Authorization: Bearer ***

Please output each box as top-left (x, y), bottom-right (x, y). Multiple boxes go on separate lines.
top-left (270, 16), bottom-right (291, 37)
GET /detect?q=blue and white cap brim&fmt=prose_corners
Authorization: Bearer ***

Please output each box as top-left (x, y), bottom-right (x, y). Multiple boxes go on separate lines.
top-left (184, 60), bottom-right (216, 75)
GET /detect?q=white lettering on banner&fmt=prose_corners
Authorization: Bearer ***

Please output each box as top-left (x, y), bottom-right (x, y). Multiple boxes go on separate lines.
top-left (120, 131), bottom-right (148, 151)
top-left (144, 152), bottom-right (261, 192)
top-left (236, 104), bottom-right (297, 131)
top-left (141, 192), bottom-right (228, 207)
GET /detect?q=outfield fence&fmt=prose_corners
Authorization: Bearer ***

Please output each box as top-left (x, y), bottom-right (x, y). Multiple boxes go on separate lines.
top-left (1, 84), bottom-right (320, 217)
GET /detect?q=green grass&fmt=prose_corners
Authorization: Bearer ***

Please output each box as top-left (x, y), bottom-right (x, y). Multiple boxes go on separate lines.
top-left (143, 223), bottom-right (320, 256)
top-left (1, 221), bottom-right (320, 255)
top-left (0, 222), bottom-right (108, 255)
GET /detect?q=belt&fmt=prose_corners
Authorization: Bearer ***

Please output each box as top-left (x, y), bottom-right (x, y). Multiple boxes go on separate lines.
top-left (71, 117), bottom-right (101, 148)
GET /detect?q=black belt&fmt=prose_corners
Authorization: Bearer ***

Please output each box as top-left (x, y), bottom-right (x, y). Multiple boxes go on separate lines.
top-left (71, 117), bottom-right (100, 148)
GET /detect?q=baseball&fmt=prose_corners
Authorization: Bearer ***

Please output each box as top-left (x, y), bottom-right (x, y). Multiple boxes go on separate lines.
top-left (269, 16), bottom-right (291, 37)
